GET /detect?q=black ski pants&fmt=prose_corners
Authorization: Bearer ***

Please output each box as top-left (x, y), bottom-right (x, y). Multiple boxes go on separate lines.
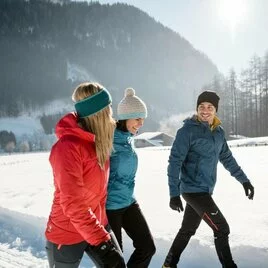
top-left (164, 193), bottom-right (237, 268)
top-left (46, 226), bottom-right (125, 268)
top-left (106, 202), bottom-right (156, 268)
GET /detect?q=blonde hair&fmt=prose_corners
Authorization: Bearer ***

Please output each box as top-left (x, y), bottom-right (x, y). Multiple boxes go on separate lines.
top-left (72, 82), bottom-right (116, 168)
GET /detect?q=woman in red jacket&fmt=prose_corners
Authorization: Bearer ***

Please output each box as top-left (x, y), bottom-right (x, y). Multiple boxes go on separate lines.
top-left (45, 82), bottom-right (126, 268)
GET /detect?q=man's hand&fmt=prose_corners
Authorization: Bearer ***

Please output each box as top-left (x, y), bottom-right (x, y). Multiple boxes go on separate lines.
top-left (243, 181), bottom-right (254, 200)
top-left (169, 196), bottom-right (184, 212)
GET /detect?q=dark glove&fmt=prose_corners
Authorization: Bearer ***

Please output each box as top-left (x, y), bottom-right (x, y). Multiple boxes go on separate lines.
top-left (169, 196), bottom-right (184, 212)
top-left (243, 181), bottom-right (254, 200)
top-left (91, 240), bottom-right (125, 267)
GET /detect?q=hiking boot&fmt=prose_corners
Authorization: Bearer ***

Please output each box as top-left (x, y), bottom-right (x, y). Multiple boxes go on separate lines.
top-left (162, 264), bottom-right (177, 268)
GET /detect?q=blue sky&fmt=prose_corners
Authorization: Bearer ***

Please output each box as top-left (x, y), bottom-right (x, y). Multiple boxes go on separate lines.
top-left (74, 0), bottom-right (268, 74)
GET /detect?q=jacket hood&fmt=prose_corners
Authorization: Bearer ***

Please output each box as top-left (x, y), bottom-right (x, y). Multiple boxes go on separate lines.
top-left (183, 114), bottom-right (221, 130)
top-left (183, 115), bottom-right (199, 125)
top-left (55, 112), bottom-right (95, 142)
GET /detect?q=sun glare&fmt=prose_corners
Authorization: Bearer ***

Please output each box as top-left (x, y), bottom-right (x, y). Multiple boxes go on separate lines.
top-left (218, 0), bottom-right (248, 38)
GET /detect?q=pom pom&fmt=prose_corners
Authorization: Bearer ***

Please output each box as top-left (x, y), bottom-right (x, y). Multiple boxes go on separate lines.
top-left (125, 88), bottom-right (135, 97)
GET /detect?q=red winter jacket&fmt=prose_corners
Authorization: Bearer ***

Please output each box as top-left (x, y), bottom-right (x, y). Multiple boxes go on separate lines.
top-left (45, 113), bottom-right (111, 246)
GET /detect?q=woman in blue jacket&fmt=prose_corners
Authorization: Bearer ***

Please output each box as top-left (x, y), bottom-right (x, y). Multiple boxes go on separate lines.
top-left (106, 88), bottom-right (155, 268)
top-left (162, 91), bottom-right (254, 268)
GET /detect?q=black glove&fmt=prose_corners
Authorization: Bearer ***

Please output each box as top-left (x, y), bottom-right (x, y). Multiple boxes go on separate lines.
top-left (91, 240), bottom-right (125, 267)
top-left (243, 181), bottom-right (254, 200)
top-left (169, 196), bottom-right (184, 212)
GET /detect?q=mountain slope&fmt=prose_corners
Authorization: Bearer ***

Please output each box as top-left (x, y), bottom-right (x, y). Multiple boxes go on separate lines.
top-left (0, 0), bottom-right (218, 130)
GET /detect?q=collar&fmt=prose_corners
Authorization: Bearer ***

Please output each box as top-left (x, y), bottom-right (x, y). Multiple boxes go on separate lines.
top-left (196, 115), bottom-right (221, 131)
top-left (210, 116), bottom-right (221, 131)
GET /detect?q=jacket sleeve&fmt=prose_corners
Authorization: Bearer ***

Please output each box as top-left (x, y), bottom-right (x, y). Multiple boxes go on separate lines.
top-left (168, 127), bottom-right (190, 197)
top-left (219, 138), bottom-right (249, 184)
top-left (52, 139), bottom-right (110, 246)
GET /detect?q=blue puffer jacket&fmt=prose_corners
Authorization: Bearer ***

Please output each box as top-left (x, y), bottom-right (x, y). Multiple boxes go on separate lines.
top-left (168, 115), bottom-right (250, 197)
top-left (106, 129), bottom-right (137, 210)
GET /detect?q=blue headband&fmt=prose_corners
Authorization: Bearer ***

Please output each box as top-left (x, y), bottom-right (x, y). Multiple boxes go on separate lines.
top-left (74, 88), bottom-right (112, 118)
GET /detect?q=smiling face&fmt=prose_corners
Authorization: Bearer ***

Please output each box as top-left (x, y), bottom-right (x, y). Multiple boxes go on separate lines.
top-left (126, 118), bottom-right (145, 135)
top-left (197, 102), bottom-right (216, 125)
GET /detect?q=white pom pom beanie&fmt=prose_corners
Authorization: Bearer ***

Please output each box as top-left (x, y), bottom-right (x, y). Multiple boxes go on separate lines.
top-left (117, 88), bottom-right (147, 120)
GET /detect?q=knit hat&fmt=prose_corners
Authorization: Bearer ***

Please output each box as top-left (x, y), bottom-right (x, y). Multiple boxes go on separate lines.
top-left (196, 91), bottom-right (220, 111)
top-left (117, 88), bottom-right (147, 120)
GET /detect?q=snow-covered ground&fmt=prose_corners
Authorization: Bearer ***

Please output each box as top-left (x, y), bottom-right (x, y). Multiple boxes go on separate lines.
top-left (0, 137), bottom-right (268, 267)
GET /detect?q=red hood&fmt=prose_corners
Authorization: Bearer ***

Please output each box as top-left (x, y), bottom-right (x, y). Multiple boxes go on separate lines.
top-left (55, 113), bottom-right (95, 142)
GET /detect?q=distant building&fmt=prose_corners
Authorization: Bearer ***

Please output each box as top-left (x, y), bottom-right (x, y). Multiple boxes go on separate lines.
top-left (134, 132), bottom-right (174, 148)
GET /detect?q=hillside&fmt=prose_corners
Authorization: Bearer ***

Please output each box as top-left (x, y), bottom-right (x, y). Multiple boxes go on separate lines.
top-left (0, 0), bottom-right (219, 131)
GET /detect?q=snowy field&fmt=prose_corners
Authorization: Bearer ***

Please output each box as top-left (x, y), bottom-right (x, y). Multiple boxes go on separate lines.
top-left (0, 138), bottom-right (268, 267)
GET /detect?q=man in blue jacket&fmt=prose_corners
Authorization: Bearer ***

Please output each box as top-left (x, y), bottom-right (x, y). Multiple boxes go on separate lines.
top-left (162, 91), bottom-right (254, 268)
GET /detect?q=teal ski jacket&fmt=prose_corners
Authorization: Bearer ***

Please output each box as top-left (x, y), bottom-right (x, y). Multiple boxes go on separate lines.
top-left (106, 129), bottom-right (137, 210)
top-left (168, 115), bottom-right (250, 197)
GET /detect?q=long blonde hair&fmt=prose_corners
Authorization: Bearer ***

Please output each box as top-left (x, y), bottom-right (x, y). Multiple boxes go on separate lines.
top-left (72, 82), bottom-right (116, 168)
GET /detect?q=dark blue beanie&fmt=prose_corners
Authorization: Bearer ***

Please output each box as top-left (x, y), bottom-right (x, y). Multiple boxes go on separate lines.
top-left (196, 91), bottom-right (220, 111)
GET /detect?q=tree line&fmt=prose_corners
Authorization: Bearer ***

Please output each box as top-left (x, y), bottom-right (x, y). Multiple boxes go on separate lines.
top-left (204, 52), bottom-right (268, 138)
top-left (0, 130), bottom-right (16, 153)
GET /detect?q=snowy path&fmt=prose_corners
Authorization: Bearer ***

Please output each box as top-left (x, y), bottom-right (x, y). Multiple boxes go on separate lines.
top-left (0, 145), bottom-right (268, 267)
top-left (0, 243), bottom-right (47, 268)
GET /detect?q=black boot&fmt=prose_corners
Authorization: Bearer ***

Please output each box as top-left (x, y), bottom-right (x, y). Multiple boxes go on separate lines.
top-left (215, 235), bottom-right (237, 268)
top-left (162, 251), bottom-right (178, 268)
